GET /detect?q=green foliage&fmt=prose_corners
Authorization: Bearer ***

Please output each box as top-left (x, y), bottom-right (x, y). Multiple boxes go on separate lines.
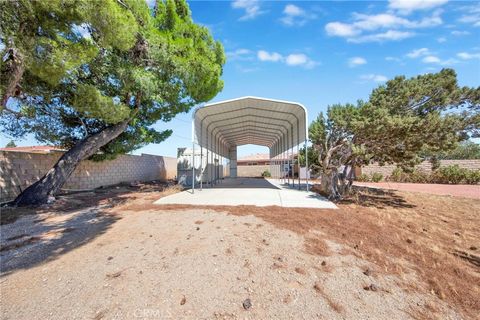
top-left (261, 170), bottom-right (271, 178)
top-left (309, 69), bottom-right (478, 175)
top-left (388, 168), bottom-right (431, 183)
top-left (388, 166), bottom-right (480, 184)
top-left (356, 174), bottom-right (370, 182)
top-left (355, 172), bottom-right (383, 182)
top-left (421, 141), bottom-right (480, 160)
top-left (432, 165), bottom-right (478, 184)
top-left (5, 140), bottom-right (16, 148)
top-left (308, 69), bottom-right (478, 197)
top-left (465, 170), bottom-right (480, 184)
top-left (72, 85), bottom-right (131, 124)
top-left (371, 172), bottom-right (383, 182)
top-left (0, 0), bottom-right (225, 160)
top-left (298, 146), bottom-right (320, 173)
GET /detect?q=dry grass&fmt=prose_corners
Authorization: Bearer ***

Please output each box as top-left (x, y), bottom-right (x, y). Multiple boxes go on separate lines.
top-left (304, 236), bottom-right (330, 256)
top-left (155, 189), bottom-right (480, 319)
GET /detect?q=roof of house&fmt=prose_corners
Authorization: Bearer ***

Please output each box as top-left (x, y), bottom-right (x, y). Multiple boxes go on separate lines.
top-left (0, 146), bottom-right (64, 153)
top-left (238, 153), bottom-right (270, 162)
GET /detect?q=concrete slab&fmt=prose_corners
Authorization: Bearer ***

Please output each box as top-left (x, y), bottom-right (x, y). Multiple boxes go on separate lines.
top-left (154, 178), bottom-right (337, 209)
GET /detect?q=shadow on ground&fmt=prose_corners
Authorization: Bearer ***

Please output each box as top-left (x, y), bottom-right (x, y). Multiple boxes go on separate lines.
top-left (310, 184), bottom-right (416, 209)
top-left (340, 187), bottom-right (416, 209)
top-left (0, 181), bottom-right (175, 276)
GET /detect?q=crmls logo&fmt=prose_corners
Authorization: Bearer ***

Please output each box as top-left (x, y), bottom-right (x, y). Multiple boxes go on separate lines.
top-left (132, 308), bottom-right (172, 319)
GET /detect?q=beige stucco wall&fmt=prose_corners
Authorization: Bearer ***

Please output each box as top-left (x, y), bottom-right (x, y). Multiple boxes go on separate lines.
top-left (360, 160), bottom-right (480, 177)
top-left (0, 151), bottom-right (176, 202)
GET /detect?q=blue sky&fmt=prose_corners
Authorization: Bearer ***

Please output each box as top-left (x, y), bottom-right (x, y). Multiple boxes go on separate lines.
top-left (2, 0), bottom-right (479, 157)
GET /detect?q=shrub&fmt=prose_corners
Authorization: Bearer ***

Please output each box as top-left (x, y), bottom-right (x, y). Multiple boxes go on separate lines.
top-left (261, 170), bottom-right (271, 177)
top-left (465, 170), bottom-right (480, 184)
top-left (388, 168), bottom-right (430, 183)
top-left (356, 173), bottom-right (370, 182)
top-left (389, 165), bottom-right (480, 184)
top-left (432, 165), bottom-right (468, 184)
top-left (408, 170), bottom-right (431, 183)
top-left (371, 172), bottom-right (383, 182)
top-left (389, 167), bottom-right (407, 182)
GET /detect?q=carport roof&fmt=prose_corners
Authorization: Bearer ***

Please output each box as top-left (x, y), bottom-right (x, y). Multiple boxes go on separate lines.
top-left (193, 96), bottom-right (308, 158)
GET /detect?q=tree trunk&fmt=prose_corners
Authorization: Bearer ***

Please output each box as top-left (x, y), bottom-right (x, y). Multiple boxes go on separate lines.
top-left (320, 170), bottom-right (342, 201)
top-left (13, 120), bottom-right (129, 206)
top-left (1, 48), bottom-right (24, 108)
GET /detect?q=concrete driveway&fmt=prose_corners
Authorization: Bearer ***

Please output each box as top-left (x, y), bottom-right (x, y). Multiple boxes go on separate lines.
top-left (154, 178), bottom-right (337, 209)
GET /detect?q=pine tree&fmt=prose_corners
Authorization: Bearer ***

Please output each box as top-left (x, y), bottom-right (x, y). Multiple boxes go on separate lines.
top-left (303, 69), bottom-right (479, 200)
top-left (0, 0), bottom-right (225, 205)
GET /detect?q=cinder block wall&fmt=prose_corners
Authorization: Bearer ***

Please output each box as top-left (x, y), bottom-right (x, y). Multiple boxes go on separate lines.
top-left (0, 151), bottom-right (177, 202)
top-left (360, 160), bottom-right (480, 177)
top-left (238, 165), bottom-right (274, 177)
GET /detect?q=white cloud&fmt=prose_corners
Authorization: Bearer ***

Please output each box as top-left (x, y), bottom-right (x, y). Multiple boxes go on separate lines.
top-left (360, 74), bottom-right (388, 82)
top-left (404, 49), bottom-right (458, 65)
top-left (422, 55), bottom-right (441, 63)
top-left (457, 52), bottom-right (480, 60)
top-left (257, 51), bottom-right (318, 68)
top-left (351, 12), bottom-right (442, 30)
top-left (285, 53), bottom-right (307, 65)
top-left (348, 30), bottom-right (415, 43)
top-left (280, 4), bottom-right (316, 26)
top-left (227, 48), bottom-right (253, 61)
top-left (325, 10), bottom-right (442, 43)
top-left (285, 54), bottom-right (318, 68)
top-left (422, 55), bottom-right (458, 65)
top-left (406, 48), bottom-right (431, 58)
top-left (348, 57), bottom-right (367, 67)
top-left (284, 4), bottom-right (303, 16)
top-left (388, 0), bottom-right (448, 14)
top-left (325, 22), bottom-right (359, 37)
top-left (457, 3), bottom-right (480, 27)
top-left (451, 30), bottom-right (470, 36)
top-left (385, 56), bottom-right (401, 62)
top-left (232, 0), bottom-right (264, 21)
top-left (257, 50), bottom-right (283, 62)
top-left (437, 37), bottom-right (447, 43)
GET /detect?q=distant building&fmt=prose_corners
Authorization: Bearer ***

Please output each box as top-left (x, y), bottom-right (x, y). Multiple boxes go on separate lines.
top-left (237, 153), bottom-right (296, 166)
top-left (237, 153), bottom-right (298, 177)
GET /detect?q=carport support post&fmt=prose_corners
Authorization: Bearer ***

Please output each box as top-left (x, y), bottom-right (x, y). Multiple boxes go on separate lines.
top-left (210, 132), bottom-right (214, 185)
top-left (282, 137), bottom-right (285, 184)
top-left (200, 145), bottom-right (203, 190)
top-left (200, 140), bottom-right (203, 191)
top-left (192, 141), bottom-right (195, 194)
top-left (297, 143), bottom-right (300, 189)
top-left (291, 125), bottom-right (294, 187)
top-left (305, 139), bottom-right (309, 192)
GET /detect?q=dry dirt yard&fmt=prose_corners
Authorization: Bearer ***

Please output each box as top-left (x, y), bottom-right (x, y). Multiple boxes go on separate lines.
top-left (1, 182), bottom-right (479, 320)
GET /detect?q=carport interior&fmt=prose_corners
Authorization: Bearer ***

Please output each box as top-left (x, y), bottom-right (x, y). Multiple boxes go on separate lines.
top-left (191, 96), bottom-right (309, 191)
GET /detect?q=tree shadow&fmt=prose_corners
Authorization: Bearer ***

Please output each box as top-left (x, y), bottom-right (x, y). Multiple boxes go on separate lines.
top-left (338, 186), bottom-right (416, 209)
top-left (0, 181), bottom-right (172, 276)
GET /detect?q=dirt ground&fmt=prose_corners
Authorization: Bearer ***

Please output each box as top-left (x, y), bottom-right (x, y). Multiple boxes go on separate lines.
top-left (354, 182), bottom-right (480, 199)
top-left (1, 182), bottom-right (479, 320)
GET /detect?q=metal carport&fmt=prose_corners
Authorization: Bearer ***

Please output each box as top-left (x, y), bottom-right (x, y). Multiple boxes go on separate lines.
top-left (191, 96), bottom-right (309, 192)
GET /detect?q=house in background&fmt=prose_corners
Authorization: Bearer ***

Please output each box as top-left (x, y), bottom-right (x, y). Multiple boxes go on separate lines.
top-left (237, 153), bottom-right (298, 177)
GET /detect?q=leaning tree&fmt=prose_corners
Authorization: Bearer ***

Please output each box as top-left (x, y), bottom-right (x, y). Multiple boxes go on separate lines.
top-left (300, 69), bottom-right (479, 200)
top-left (0, 0), bottom-right (225, 205)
